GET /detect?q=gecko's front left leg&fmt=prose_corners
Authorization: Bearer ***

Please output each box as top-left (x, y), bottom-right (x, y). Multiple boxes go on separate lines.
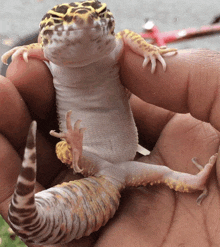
top-left (50, 110), bottom-right (86, 173)
top-left (1, 43), bottom-right (46, 65)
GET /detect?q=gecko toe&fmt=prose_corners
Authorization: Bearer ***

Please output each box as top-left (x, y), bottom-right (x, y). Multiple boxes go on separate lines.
top-left (142, 56), bottom-right (150, 68)
top-left (156, 54), bottom-right (166, 71)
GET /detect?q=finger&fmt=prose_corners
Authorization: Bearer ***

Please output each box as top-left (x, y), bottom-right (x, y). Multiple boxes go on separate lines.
top-left (120, 49), bottom-right (220, 131)
top-left (130, 95), bottom-right (174, 149)
top-left (0, 76), bottom-right (32, 150)
top-left (6, 58), bottom-right (54, 122)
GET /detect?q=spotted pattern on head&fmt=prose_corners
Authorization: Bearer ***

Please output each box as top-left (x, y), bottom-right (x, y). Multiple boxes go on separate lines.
top-left (39, 1), bottom-right (115, 47)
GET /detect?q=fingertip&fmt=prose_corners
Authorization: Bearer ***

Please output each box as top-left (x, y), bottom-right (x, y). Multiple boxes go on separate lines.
top-left (6, 57), bottom-right (55, 119)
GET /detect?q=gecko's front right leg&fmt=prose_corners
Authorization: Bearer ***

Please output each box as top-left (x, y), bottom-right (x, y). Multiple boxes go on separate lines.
top-left (1, 43), bottom-right (46, 65)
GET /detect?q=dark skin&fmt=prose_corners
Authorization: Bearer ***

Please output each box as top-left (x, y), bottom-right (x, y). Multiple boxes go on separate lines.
top-left (0, 47), bottom-right (220, 246)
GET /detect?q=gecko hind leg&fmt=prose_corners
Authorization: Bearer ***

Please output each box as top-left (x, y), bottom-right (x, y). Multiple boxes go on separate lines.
top-left (121, 153), bottom-right (217, 205)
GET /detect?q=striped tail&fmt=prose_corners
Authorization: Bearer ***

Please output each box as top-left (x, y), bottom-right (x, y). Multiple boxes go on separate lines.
top-left (8, 121), bottom-right (122, 245)
top-left (8, 121), bottom-right (38, 241)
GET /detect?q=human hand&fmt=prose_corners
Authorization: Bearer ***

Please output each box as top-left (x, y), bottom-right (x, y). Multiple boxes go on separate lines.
top-left (95, 48), bottom-right (220, 246)
top-left (0, 48), bottom-right (220, 246)
top-left (0, 59), bottom-right (92, 247)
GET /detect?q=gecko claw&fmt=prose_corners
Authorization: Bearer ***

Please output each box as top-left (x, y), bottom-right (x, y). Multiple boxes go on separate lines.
top-left (142, 56), bottom-right (150, 68)
top-left (156, 54), bottom-right (167, 71)
top-left (11, 47), bottom-right (29, 63)
top-left (23, 51), bottom-right (29, 63)
top-left (150, 56), bottom-right (156, 73)
top-left (142, 53), bottom-right (167, 73)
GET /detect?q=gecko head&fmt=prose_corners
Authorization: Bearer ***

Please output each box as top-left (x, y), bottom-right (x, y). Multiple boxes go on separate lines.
top-left (39, 1), bottom-right (116, 67)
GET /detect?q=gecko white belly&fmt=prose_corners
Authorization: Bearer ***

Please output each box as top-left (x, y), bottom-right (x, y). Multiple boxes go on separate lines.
top-left (50, 47), bottom-right (138, 164)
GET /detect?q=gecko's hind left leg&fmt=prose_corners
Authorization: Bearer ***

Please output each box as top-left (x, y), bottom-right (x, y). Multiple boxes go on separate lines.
top-left (118, 153), bottom-right (217, 205)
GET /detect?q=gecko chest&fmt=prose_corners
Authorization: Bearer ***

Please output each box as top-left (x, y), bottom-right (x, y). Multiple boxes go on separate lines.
top-left (50, 58), bottom-right (138, 163)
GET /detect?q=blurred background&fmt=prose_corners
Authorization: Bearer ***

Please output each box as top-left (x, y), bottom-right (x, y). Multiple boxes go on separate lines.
top-left (1, 0), bottom-right (220, 72)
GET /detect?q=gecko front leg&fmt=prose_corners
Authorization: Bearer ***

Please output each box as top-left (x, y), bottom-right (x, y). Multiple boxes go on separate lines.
top-left (50, 110), bottom-right (86, 173)
top-left (116, 29), bottom-right (177, 73)
top-left (1, 43), bottom-right (46, 65)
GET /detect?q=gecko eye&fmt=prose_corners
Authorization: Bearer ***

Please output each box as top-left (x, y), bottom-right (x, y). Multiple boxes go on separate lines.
top-left (95, 2), bottom-right (107, 16)
top-left (50, 14), bottom-right (62, 19)
top-left (50, 14), bottom-right (63, 24)
top-left (98, 7), bottom-right (107, 14)
top-left (97, 7), bottom-right (107, 18)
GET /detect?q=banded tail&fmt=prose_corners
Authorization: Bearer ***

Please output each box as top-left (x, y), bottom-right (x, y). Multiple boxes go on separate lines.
top-left (8, 121), bottom-right (37, 239)
top-left (8, 121), bottom-right (122, 245)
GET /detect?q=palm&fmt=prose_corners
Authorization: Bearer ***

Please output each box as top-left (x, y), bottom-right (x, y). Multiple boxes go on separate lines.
top-left (93, 111), bottom-right (220, 246)
top-left (1, 48), bottom-right (220, 247)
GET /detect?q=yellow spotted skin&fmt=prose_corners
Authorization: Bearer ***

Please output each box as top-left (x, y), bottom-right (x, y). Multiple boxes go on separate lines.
top-left (116, 29), bottom-right (177, 55)
top-left (56, 140), bottom-right (72, 165)
top-left (40, 1), bottom-right (114, 29)
top-left (39, 1), bottom-right (115, 47)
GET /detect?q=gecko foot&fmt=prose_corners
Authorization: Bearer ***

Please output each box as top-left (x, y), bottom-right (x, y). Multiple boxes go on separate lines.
top-left (192, 153), bottom-right (217, 205)
top-left (50, 110), bottom-right (86, 173)
top-left (1, 43), bottom-right (43, 65)
top-left (1, 46), bottom-right (29, 65)
top-left (142, 46), bottom-right (177, 73)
